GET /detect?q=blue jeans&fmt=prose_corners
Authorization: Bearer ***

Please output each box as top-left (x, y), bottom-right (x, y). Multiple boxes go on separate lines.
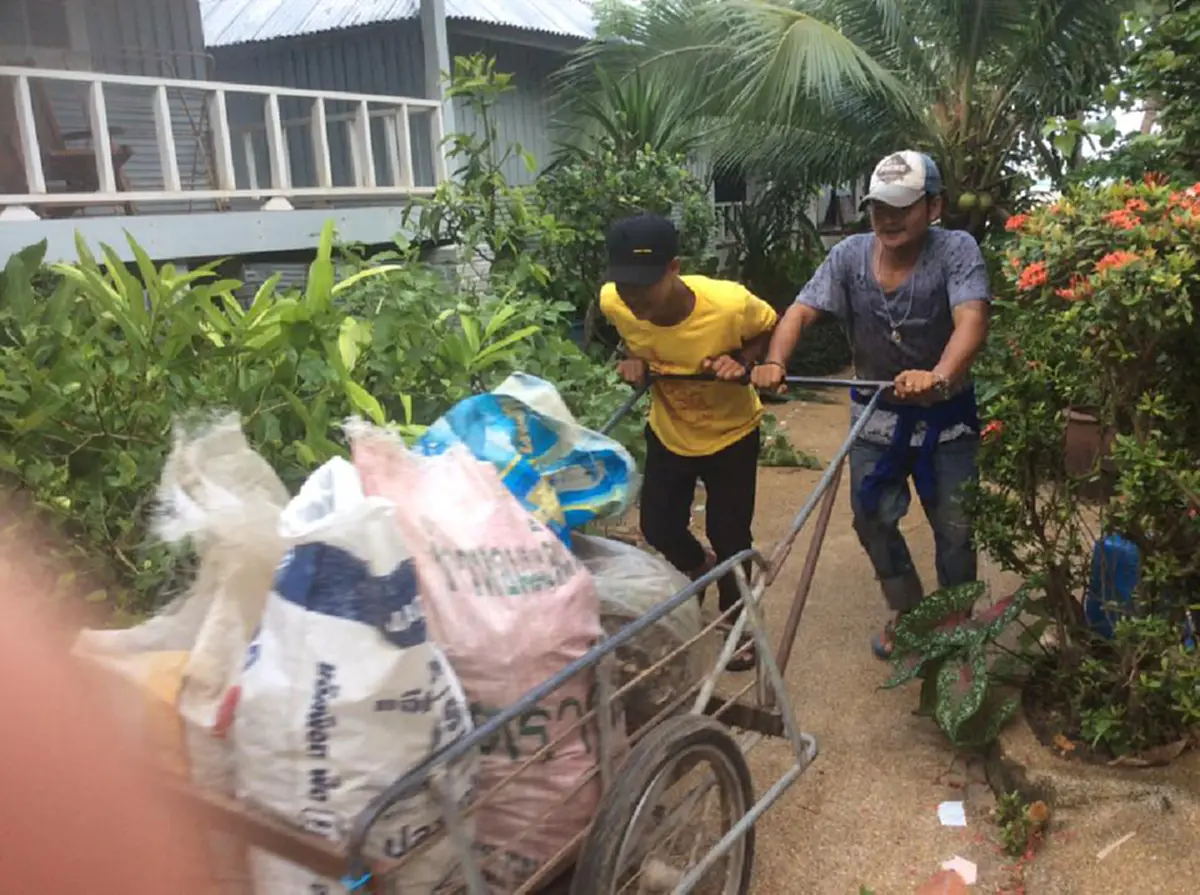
top-left (848, 435), bottom-right (979, 613)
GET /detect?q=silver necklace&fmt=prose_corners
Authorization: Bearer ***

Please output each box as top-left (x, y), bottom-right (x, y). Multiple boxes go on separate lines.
top-left (871, 239), bottom-right (917, 344)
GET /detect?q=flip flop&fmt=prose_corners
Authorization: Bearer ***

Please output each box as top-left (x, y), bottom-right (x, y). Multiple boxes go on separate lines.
top-left (717, 620), bottom-right (758, 672)
top-left (726, 638), bottom-right (757, 673)
top-left (871, 621), bottom-right (896, 661)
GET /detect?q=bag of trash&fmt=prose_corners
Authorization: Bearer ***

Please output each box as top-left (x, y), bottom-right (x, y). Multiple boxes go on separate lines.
top-left (73, 414), bottom-right (291, 794)
top-left (414, 372), bottom-right (637, 545)
top-left (352, 423), bottom-right (619, 891)
top-left (571, 535), bottom-right (702, 732)
top-left (229, 456), bottom-right (476, 895)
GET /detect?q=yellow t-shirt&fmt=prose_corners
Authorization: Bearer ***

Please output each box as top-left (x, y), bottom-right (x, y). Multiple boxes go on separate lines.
top-left (599, 275), bottom-right (778, 457)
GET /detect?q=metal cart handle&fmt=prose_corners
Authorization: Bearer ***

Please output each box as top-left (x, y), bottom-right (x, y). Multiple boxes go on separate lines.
top-left (599, 371), bottom-right (895, 436)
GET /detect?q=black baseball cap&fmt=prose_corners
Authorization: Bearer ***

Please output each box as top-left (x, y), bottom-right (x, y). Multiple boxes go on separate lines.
top-left (604, 213), bottom-right (680, 286)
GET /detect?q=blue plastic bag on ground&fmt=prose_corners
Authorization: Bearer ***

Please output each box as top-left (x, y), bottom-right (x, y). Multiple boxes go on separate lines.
top-left (414, 373), bottom-right (637, 545)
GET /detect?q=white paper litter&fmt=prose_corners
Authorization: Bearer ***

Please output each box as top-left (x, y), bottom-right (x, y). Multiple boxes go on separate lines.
top-left (941, 856), bottom-right (977, 885)
top-left (1097, 831), bottom-right (1137, 861)
top-left (937, 801), bottom-right (968, 827)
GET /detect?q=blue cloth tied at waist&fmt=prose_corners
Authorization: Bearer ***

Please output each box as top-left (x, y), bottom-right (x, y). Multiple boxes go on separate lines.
top-left (850, 384), bottom-right (979, 515)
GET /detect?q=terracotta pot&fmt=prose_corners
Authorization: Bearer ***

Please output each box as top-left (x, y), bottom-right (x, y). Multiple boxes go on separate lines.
top-left (1063, 408), bottom-right (1116, 502)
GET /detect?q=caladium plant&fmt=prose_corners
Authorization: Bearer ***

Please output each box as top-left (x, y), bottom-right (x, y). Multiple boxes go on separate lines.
top-left (883, 581), bottom-right (1031, 748)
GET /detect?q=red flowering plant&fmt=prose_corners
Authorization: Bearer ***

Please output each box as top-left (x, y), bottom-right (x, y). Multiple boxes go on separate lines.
top-left (887, 180), bottom-right (1200, 755)
top-left (952, 179), bottom-right (1200, 757)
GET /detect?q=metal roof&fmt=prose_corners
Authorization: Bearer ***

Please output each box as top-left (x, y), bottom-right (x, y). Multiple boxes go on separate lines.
top-left (199, 0), bottom-right (598, 48)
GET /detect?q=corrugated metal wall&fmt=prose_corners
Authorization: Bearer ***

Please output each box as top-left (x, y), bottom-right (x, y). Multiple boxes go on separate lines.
top-left (5, 0), bottom-right (219, 215)
top-left (445, 32), bottom-right (568, 184)
top-left (86, 0), bottom-right (218, 210)
top-left (209, 22), bottom-right (573, 190)
top-left (211, 21), bottom-right (437, 193)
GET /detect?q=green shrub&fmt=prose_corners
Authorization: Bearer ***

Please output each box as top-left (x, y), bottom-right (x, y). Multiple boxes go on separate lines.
top-left (0, 227), bottom-right (391, 613)
top-left (0, 223), bottom-right (617, 617)
top-left (892, 177), bottom-right (1200, 754)
top-left (788, 315), bottom-right (852, 377)
top-left (536, 139), bottom-right (715, 338)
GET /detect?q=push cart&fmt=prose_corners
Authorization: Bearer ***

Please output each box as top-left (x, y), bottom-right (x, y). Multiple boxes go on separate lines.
top-left (165, 375), bottom-right (891, 895)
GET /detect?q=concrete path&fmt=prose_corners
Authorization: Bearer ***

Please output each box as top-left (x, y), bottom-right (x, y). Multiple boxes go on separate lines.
top-left (712, 391), bottom-right (1199, 894)
top-left (738, 392), bottom-right (1014, 894)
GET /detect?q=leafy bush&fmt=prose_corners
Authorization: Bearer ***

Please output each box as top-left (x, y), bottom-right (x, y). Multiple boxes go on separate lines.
top-left (536, 139), bottom-right (715, 347)
top-left (902, 178), bottom-right (1200, 755)
top-left (409, 54), bottom-right (715, 355)
top-left (715, 184), bottom-right (851, 377)
top-left (0, 228), bottom-right (398, 614)
top-left (758, 414), bottom-right (821, 470)
top-left (1065, 616), bottom-right (1200, 757)
top-left (1125, 2), bottom-right (1200, 179)
top-left (0, 222), bottom-right (613, 617)
top-left (788, 315), bottom-right (852, 377)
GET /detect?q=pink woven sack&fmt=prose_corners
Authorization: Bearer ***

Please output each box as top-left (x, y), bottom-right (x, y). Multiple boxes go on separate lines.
top-left (351, 426), bottom-right (608, 889)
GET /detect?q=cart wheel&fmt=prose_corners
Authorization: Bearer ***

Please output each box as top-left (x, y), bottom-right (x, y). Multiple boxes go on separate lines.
top-left (572, 714), bottom-right (754, 895)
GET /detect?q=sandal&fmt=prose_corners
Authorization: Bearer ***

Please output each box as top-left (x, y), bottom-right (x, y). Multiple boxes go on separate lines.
top-left (726, 637), bottom-right (757, 673)
top-left (871, 620), bottom-right (896, 661)
top-left (717, 621), bottom-right (758, 672)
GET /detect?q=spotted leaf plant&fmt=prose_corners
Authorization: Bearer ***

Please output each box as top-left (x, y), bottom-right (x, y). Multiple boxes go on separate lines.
top-left (883, 581), bottom-right (1030, 748)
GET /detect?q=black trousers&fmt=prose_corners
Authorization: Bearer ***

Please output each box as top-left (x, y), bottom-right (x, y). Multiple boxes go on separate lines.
top-left (639, 426), bottom-right (760, 617)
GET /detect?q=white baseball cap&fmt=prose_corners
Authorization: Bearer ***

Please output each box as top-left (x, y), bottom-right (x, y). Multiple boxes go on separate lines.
top-left (860, 150), bottom-right (944, 209)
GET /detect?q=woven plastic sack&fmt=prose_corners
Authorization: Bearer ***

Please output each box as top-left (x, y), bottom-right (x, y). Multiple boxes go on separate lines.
top-left (414, 372), bottom-right (636, 545)
top-left (571, 535), bottom-right (701, 732)
top-left (230, 457), bottom-right (476, 895)
top-left (352, 423), bottom-right (616, 891)
top-left (73, 414), bottom-right (291, 794)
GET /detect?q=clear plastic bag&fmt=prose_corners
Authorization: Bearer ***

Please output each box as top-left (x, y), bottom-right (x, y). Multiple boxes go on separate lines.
top-left (571, 535), bottom-right (702, 732)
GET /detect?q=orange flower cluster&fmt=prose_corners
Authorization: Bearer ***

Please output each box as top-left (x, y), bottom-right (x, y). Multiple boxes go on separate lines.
top-left (1096, 250), bottom-right (1139, 273)
top-left (1017, 261), bottom-right (1048, 291)
top-left (1103, 208), bottom-right (1141, 230)
top-left (1055, 274), bottom-right (1091, 301)
top-left (1005, 214), bottom-right (1029, 232)
top-left (1125, 197), bottom-right (1150, 212)
top-left (982, 420), bottom-right (1005, 441)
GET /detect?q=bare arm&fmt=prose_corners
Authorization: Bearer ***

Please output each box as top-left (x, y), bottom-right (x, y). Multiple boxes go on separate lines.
top-left (764, 303), bottom-right (823, 367)
top-left (740, 329), bottom-right (775, 365)
top-left (933, 300), bottom-right (990, 384)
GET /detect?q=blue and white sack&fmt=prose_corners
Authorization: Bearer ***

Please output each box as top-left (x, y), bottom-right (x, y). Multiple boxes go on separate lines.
top-left (415, 373), bottom-right (637, 546)
top-left (232, 457), bottom-right (476, 894)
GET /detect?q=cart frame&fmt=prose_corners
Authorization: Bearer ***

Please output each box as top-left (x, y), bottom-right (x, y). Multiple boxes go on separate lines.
top-left (170, 377), bottom-right (890, 894)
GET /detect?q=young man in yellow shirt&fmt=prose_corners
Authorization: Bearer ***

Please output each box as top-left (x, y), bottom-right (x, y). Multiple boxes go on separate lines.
top-left (599, 213), bottom-right (779, 671)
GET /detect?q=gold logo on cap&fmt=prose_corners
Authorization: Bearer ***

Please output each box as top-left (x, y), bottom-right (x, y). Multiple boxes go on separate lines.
top-left (633, 248), bottom-right (653, 254)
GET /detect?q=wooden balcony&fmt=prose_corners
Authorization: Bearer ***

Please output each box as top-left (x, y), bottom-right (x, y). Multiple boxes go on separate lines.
top-left (0, 64), bottom-right (445, 220)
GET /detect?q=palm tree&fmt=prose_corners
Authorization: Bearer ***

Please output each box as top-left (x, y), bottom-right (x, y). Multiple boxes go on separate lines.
top-left (562, 0), bottom-right (1129, 236)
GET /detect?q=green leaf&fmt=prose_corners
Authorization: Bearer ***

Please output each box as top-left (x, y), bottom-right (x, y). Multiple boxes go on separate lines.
top-left (337, 317), bottom-right (372, 372)
top-left (472, 324), bottom-right (541, 367)
top-left (883, 651), bottom-right (932, 689)
top-left (934, 646), bottom-right (990, 742)
top-left (461, 314), bottom-right (481, 354)
top-left (950, 693), bottom-right (1020, 749)
top-left (305, 221), bottom-right (337, 312)
top-left (916, 671), bottom-right (939, 719)
top-left (345, 380), bottom-right (386, 425)
top-left (330, 264), bottom-right (405, 296)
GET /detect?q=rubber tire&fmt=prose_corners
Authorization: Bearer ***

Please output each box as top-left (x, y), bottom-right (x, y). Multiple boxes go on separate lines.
top-left (570, 714), bottom-right (755, 895)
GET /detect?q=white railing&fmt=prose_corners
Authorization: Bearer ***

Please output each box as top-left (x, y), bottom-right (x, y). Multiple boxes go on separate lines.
top-left (714, 201), bottom-right (743, 245)
top-left (0, 65), bottom-right (445, 211)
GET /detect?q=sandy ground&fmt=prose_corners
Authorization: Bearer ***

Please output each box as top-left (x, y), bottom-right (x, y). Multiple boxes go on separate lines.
top-left (652, 388), bottom-right (1200, 894)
